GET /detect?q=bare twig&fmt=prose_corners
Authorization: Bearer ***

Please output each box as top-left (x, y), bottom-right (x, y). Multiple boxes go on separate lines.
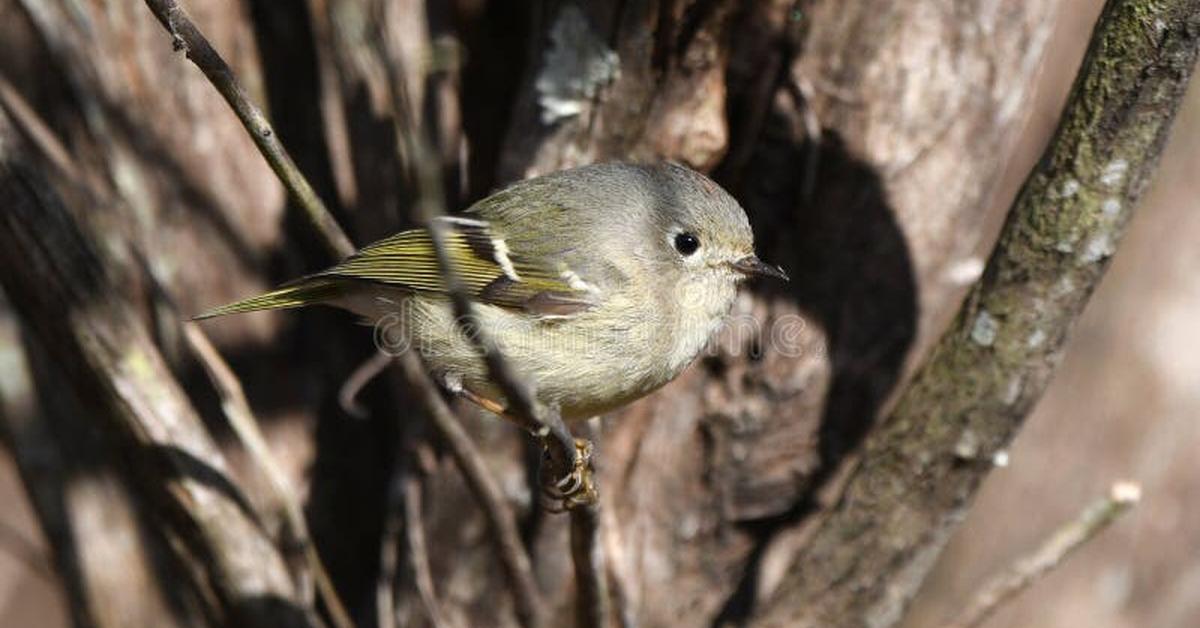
top-left (570, 503), bottom-right (610, 628)
top-left (378, 29), bottom-right (609, 627)
top-left (131, 3), bottom-right (359, 621)
top-left (0, 112), bottom-right (312, 627)
top-left (401, 471), bottom-right (447, 628)
top-left (0, 73), bottom-right (80, 184)
top-left (0, 62), bottom-right (352, 628)
top-left (141, 0), bottom-right (355, 259)
top-left (182, 322), bottom-right (355, 628)
top-left (326, 16), bottom-right (558, 625)
top-left (942, 482), bottom-right (1141, 628)
top-left (137, 3), bottom-right (603, 625)
top-left (338, 351), bottom-right (393, 420)
top-left (377, 488), bottom-right (400, 628)
top-left (378, 454), bottom-right (446, 628)
top-left (306, 0), bottom-right (360, 210)
top-left (395, 354), bottom-right (546, 628)
top-left (135, 3), bottom-right (556, 625)
top-left (375, 21), bottom-right (570, 457)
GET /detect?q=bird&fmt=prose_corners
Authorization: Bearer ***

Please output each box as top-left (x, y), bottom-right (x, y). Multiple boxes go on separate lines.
top-left (196, 161), bottom-right (787, 422)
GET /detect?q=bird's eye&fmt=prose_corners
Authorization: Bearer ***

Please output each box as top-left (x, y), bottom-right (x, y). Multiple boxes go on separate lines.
top-left (674, 232), bottom-right (700, 256)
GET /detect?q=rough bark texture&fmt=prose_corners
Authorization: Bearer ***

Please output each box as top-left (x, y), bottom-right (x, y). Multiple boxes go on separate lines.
top-left (755, 1), bottom-right (1200, 625)
top-left (0, 313), bottom-right (188, 628)
top-left (0, 0), bottom-right (1195, 627)
top-left (0, 113), bottom-right (309, 626)
top-left (496, 2), bottom-right (1057, 626)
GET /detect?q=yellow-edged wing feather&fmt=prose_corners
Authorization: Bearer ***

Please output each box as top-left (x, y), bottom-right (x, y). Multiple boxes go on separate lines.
top-left (195, 217), bottom-right (594, 319)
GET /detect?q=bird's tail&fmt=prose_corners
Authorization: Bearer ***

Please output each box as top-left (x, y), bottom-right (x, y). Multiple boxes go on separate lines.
top-left (192, 277), bottom-right (347, 320)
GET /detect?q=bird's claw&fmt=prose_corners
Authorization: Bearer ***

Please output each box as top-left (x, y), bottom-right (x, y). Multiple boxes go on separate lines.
top-left (539, 437), bottom-right (597, 513)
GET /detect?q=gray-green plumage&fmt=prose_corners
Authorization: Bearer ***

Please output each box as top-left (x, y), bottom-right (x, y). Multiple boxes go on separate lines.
top-left (197, 162), bottom-right (784, 420)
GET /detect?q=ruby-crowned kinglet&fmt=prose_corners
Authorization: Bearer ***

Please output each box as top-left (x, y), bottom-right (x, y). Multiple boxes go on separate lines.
top-left (198, 162), bottom-right (786, 420)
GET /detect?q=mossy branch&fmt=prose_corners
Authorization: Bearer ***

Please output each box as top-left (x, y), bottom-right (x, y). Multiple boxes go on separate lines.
top-left (757, 1), bottom-right (1200, 625)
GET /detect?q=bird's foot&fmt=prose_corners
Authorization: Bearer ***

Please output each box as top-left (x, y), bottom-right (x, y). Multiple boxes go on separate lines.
top-left (539, 437), bottom-right (597, 513)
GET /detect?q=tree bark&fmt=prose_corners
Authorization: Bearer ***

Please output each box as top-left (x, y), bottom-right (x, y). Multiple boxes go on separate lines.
top-left (0, 112), bottom-right (311, 627)
top-left (755, 1), bottom-right (1200, 625)
top-left (483, 2), bottom-right (1057, 625)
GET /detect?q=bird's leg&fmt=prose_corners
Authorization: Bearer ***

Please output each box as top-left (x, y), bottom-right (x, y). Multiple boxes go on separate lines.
top-left (455, 387), bottom-right (511, 419)
top-left (536, 410), bottom-right (598, 512)
top-left (538, 436), bottom-right (597, 513)
top-left (454, 387), bottom-right (552, 438)
top-left (444, 378), bottom-right (542, 433)
top-left (451, 388), bottom-right (597, 510)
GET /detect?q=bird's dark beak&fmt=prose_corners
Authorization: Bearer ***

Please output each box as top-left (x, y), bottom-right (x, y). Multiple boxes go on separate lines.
top-left (730, 255), bottom-right (789, 281)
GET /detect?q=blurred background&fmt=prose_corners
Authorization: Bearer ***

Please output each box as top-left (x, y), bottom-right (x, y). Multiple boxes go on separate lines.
top-left (0, 1), bottom-right (1197, 627)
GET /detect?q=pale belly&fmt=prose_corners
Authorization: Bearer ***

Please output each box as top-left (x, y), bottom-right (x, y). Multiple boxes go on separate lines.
top-left (346, 283), bottom-right (731, 421)
top-left (422, 300), bottom-right (677, 420)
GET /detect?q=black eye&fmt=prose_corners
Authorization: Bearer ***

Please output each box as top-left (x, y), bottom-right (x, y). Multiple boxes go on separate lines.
top-left (674, 232), bottom-right (700, 256)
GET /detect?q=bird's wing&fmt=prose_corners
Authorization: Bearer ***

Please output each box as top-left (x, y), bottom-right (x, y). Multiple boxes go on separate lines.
top-left (322, 216), bottom-right (596, 317)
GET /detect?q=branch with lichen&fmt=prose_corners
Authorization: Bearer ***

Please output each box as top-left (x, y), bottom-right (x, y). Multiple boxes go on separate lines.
top-left (756, 1), bottom-right (1200, 626)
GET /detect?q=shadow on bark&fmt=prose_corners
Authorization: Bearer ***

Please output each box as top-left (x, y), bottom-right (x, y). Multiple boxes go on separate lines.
top-left (714, 129), bottom-right (918, 624)
top-left (245, 4), bottom-right (402, 624)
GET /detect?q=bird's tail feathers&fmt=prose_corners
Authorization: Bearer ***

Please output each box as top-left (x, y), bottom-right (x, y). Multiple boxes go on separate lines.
top-left (192, 277), bottom-right (346, 320)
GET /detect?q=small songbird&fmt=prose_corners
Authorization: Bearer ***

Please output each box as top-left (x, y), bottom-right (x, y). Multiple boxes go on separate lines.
top-left (197, 162), bottom-right (786, 421)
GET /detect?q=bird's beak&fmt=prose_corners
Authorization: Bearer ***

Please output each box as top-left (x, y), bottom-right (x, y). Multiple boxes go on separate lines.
top-left (729, 255), bottom-right (789, 281)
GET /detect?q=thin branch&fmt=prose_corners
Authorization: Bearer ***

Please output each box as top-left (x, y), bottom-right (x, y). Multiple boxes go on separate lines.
top-left (334, 15), bottom-right (559, 626)
top-left (401, 471), bottom-right (447, 628)
top-left (378, 454), bottom-right (448, 628)
top-left (379, 429), bottom-right (446, 628)
top-left (0, 111), bottom-right (312, 627)
top-left (376, 22), bottom-right (574, 465)
top-left (141, 0), bottom-right (355, 259)
top-left (339, 351), bottom-right (393, 420)
top-left (378, 31), bottom-right (608, 628)
top-left (134, 3), bottom-right (558, 625)
top-left (377, 489), bottom-right (400, 628)
top-left (570, 503), bottom-right (610, 628)
top-left (182, 322), bottom-right (355, 628)
top-left (756, 2), bottom-right (1200, 625)
top-left (0, 73), bottom-right (79, 184)
top-left (129, 11), bottom-right (356, 617)
top-left (0, 62), bottom-right (352, 628)
top-left (394, 354), bottom-right (546, 628)
top-left (136, 4), bottom-right (603, 626)
top-left (942, 481), bottom-right (1141, 628)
